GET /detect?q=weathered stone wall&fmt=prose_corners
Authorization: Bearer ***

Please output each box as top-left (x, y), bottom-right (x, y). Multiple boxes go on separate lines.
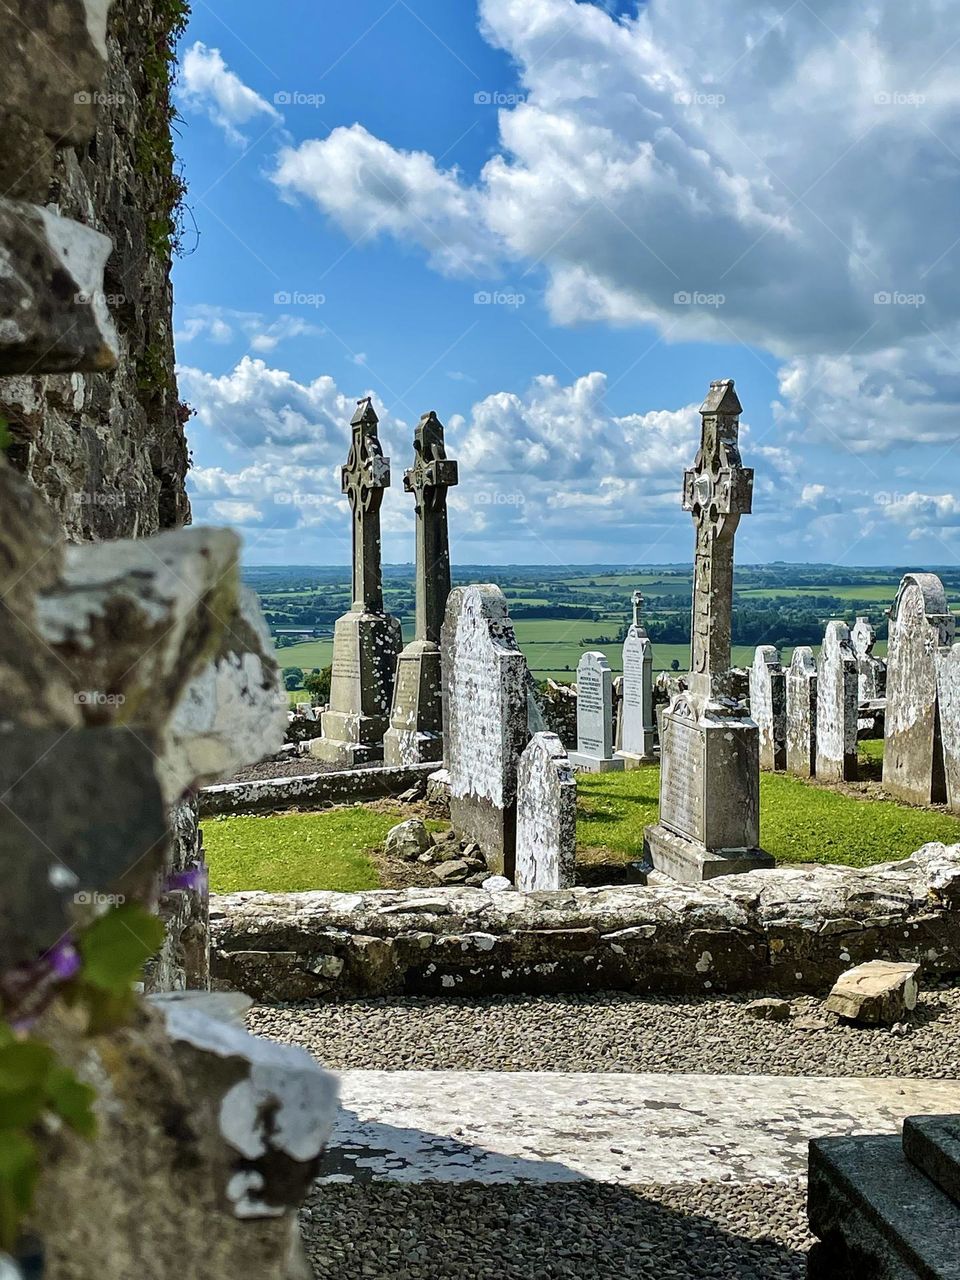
top-left (200, 762), bottom-right (437, 816)
top-left (211, 843), bottom-right (960, 1001)
top-left (0, 0), bottom-right (191, 537)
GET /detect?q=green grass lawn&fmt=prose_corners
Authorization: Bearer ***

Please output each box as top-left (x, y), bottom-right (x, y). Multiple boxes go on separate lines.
top-left (577, 758), bottom-right (960, 869)
top-left (205, 807), bottom-right (412, 893)
top-left (204, 745), bottom-right (960, 893)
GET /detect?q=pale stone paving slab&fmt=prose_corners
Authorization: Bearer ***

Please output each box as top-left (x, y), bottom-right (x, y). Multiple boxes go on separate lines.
top-left (319, 1070), bottom-right (960, 1186)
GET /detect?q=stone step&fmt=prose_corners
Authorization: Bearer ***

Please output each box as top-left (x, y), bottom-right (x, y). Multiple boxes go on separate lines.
top-left (318, 1071), bottom-right (960, 1186)
top-left (808, 1132), bottom-right (960, 1279)
top-left (903, 1115), bottom-right (960, 1207)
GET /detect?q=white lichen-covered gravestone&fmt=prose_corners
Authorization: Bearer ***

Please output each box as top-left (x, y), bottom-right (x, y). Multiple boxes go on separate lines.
top-left (515, 732), bottom-right (577, 892)
top-left (569, 651), bottom-right (623, 772)
top-left (750, 645), bottom-right (786, 771)
top-left (785, 645), bottom-right (818, 777)
top-left (441, 584), bottom-right (530, 878)
top-left (816, 621), bottom-right (859, 783)
top-left (884, 573), bottom-right (955, 805)
top-left (615, 591), bottom-right (656, 767)
top-left (936, 642), bottom-right (960, 814)
top-left (850, 615), bottom-right (884, 702)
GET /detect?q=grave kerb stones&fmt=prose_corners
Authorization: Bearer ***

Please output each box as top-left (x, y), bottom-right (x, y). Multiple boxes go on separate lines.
top-left (785, 645), bottom-right (818, 778)
top-left (883, 572), bottom-right (955, 805)
top-left (644, 378), bottom-right (771, 883)
top-left (442, 584), bottom-right (530, 878)
top-left (384, 411), bottom-right (458, 766)
top-left (816, 621), bottom-right (859, 783)
top-left (311, 398), bottom-right (402, 766)
top-left (515, 732), bottom-right (577, 892)
top-left (569, 651), bottom-right (623, 772)
top-left (615, 591), bottom-right (656, 767)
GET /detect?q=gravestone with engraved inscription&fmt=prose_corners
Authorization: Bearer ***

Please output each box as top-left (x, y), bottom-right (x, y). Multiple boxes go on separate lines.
top-left (311, 399), bottom-right (402, 765)
top-left (644, 379), bottom-right (772, 883)
top-left (442, 584), bottom-right (530, 878)
top-left (570, 651), bottom-right (623, 772)
top-left (615, 591), bottom-right (656, 767)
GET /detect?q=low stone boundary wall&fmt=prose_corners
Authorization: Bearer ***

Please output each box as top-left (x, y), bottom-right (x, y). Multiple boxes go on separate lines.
top-left (199, 762), bottom-right (437, 816)
top-left (211, 843), bottom-right (960, 1001)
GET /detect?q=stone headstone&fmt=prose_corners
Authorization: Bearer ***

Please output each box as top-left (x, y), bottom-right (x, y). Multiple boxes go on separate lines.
top-left (750, 645), bottom-right (786, 771)
top-left (615, 591), bottom-right (656, 767)
top-left (883, 573), bottom-right (955, 805)
top-left (785, 645), bottom-right (818, 777)
top-left (816, 621), bottom-right (859, 783)
top-left (937, 643), bottom-right (960, 813)
top-left (311, 399), bottom-right (402, 766)
top-left (442, 584), bottom-right (530, 878)
top-left (851, 615), bottom-right (885, 702)
top-left (569, 651), bottom-right (623, 772)
top-left (644, 379), bottom-right (771, 883)
top-left (385, 411), bottom-right (458, 766)
top-left (515, 732), bottom-right (577, 892)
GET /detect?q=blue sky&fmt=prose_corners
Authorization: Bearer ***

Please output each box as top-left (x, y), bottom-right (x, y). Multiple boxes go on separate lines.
top-left (173, 0), bottom-right (960, 568)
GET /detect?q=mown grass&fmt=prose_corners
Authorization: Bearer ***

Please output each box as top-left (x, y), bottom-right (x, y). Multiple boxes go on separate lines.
top-left (576, 754), bottom-right (960, 869)
top-left (205, 807), bottom-right (412, 893)
top-left (204, 739), bottom-right (960, 893)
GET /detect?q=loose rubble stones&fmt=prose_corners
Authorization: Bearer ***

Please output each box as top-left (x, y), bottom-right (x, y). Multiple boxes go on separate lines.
top-left (824, 960), bottom-right (920, 1025)
top-left (385, 819), bottom-right (433, 862)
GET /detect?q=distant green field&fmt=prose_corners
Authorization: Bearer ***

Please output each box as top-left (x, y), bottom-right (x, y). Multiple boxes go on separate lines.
top-left (273, 630), bottom-right (874, 684)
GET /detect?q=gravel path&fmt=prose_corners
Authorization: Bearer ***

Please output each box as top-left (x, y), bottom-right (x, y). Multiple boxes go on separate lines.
top-left (301, 1180), bottom-right (811, 1280)
top-left (249, 985), bottom-right (960, 1078)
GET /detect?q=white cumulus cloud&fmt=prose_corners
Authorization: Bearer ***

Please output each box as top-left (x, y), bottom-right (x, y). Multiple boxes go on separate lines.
top-left (178, 42), bottom-right (282, 144)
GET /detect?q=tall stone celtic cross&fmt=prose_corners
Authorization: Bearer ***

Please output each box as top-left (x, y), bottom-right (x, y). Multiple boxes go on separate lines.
top-left (405, 411), bottom-right (458, 643)
top-left (343, 397), bottom-right (391, 613)
top-left (631, 590), bottom-right (645, 631)
top-left (682, 378), bottom-right (754, 695)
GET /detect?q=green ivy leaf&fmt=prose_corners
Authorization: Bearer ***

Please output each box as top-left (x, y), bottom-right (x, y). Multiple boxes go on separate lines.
top-left (46, 1067), bottom-right (97, 1139)
top-left (0, 1042), bottom-right (54, 1095)
top-left (78, 903), bottom-right (165, 994)
top-left (0, 1131), bottom-right (37, 1252)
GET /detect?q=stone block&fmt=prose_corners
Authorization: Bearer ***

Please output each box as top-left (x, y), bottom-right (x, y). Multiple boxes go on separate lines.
top-left (786, 645), bottom-right (818, 777)
top-left (808, 1133), bottom-right (960, 1280)
top-left (824, 959), bottom-right (920, 1024)
top-left (384, 639), bottom-right (444, 764)
top-left (0, 199), bottom-right (118, 375)
top-left (750, 645), bottom-right (787, 770)
top-left (572, 650), bottom-right (621, 769)
top-left (902, 1115), bottom-right (960, 1207)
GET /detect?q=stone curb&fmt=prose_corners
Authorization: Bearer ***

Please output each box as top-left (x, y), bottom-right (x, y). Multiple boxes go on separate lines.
top-left (199, 762), bottom-right (437, 816)
top-left (211, 842), bottom-right (960, 1001)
